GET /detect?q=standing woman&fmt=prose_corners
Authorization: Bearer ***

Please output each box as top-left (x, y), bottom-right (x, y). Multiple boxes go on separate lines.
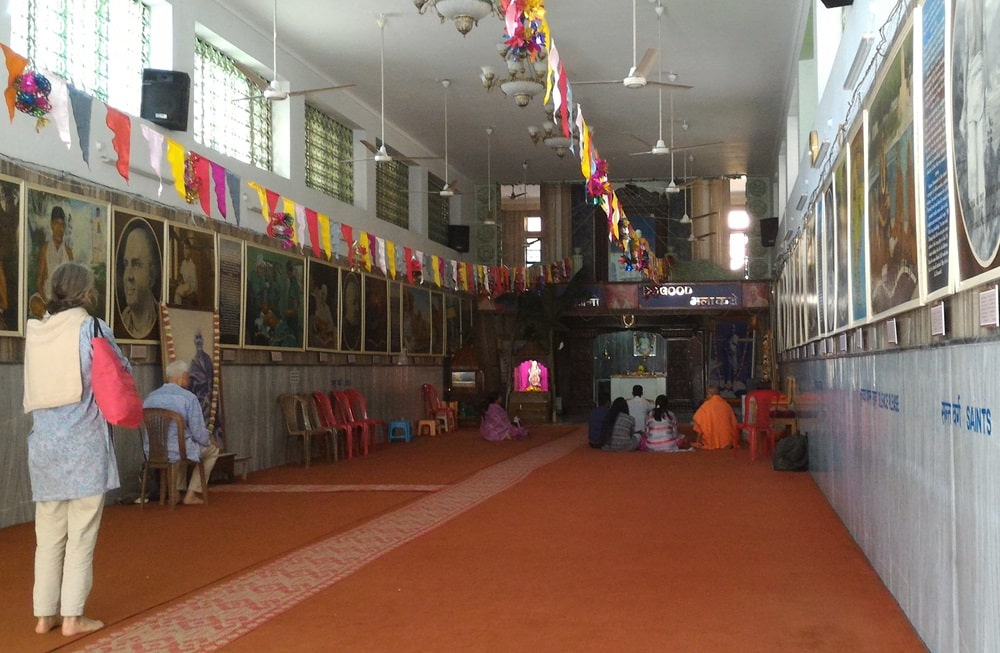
top-left (22, 262), bottom-right (128, 637)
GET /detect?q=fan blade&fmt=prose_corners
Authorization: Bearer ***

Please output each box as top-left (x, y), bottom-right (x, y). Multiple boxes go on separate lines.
top-left (672, 141), bottom-right (724, 151)
top-left (629, 150), bottom-right (654, 156)
top-left (646, 80), bottom-right (693, 91)
top-left (625, 132), bottom-right (654, 148)
top-left (360, 139), bottom-right (380, 155)
top-left (634, 48), bottom-right (659, 80)
top-left (233, 61), bottom-right (270, 91)
top-left (233, 94), bottom-right (266, 103)
top-left (287, 83), bottom-right (356, 97)
top-left (572, 79), bottom-right (624, 86)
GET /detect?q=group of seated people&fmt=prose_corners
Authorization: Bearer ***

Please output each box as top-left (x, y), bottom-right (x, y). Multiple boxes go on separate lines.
top-left (589, 384), bottom-right (738, 453)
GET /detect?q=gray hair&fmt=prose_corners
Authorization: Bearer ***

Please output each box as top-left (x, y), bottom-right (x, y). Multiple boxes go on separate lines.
top-left (46, 262), bottom-right (94, 315)
top-left (165, 359), bottom-right (189, 381)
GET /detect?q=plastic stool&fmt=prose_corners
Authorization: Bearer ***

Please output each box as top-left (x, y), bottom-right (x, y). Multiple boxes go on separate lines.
top-left (416, 419), bottom-right (438, 437)
top-left (388, 420), bottom-right (412, 443)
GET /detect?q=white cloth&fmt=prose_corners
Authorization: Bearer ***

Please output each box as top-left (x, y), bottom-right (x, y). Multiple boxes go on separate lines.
top-left (23, 307), bottom-right (88, 412)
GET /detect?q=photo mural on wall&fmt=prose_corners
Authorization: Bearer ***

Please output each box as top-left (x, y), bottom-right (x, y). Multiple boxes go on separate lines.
top-left (849, 126), bottom-right (868, 322)
top-left (112, 211), bottom-right (165, 342)
top-left (244, 245), bottom-right (304, 349)
top-left (952, 0), bottom-right (1000, 283)
top-left (867, 23), bottom-right (918, 315)
top-left (834, 156), bottom-right (851, 330)
top-left (217, 236), bottom-right (243, 347)
top-left (306, 259), bottom-right (339, 351)
top-left (0, 176), bottom-right (22, 334)
top-left (25, 187), bottom-right (109, 323)
top-left (167, 225), bottom-right (216, 311)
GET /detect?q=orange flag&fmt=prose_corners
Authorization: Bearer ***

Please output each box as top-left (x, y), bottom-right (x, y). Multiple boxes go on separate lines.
top-left (2, 44), bottom-right (28, 122)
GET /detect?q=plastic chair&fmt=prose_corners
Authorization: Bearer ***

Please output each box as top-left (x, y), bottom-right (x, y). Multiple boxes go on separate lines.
top-left (331, 390), bottom-right (372, 458)
top-left (140, 408), bottom-right (208, 509)
top-left (422, 384), bottom-right (457, 433)
top-left (278, 393), bottom-right (333, 467)
top-left (345, 388), bottom-right (386, 444)
top-left (307, 393), bottom-right (342, 462)
top-left (735, 389), bottom-right (781, 462)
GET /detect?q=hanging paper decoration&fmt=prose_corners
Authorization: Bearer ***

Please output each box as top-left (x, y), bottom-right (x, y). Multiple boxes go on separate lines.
top-left (13, 69), bottom-right (51, 130)
top-left (350, 240), bottom-right (367, 272)
top-left (183, 153), bottom-right (200, 204)
top-left (267, 212), bottom-right (295, 249)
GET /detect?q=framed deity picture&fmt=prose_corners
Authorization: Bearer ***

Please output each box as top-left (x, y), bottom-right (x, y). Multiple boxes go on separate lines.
top-left (403, 285), bottom-right (431, 355)
top-left (159, 305), bottom-right (224, 445)
top-left (445, 294), bottom-right (460, 354)
top-left (339, 270), bottom-right (362, 352)
top-left (25, 186), bottom-right (110, 322)
top-left (0, 175), bottom-right (23, 334)
top-left (363, 275), bottom-right (389, 353)
top-left (430, 291), bottom-right (444, 355)
top-left (388, 282), bottom-right (402, 354)
top-left (633, 331), bottom-right (656, 357)
top-left (111, 210), bottom-right (165, 342)
top-left (306, 259), bottom-right (339, 351)
top-left (167, 224), bottom-right (216, 311)
top-left (243, 245), bottom-right (305, 350)
top-left (216, 235), bottom-right (243, 347)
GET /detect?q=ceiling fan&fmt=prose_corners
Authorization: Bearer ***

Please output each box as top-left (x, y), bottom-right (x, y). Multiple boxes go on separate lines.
top-left (235, 0), bottom-right (354, 102)
top-left (413, 79), bottom-right (463, 196)
top-left (574, 0), bottom-right (691, 92)
top-left (508, 160), bottom-right (529, 199)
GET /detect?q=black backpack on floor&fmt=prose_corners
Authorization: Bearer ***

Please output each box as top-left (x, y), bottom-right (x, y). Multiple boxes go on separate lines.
top-left (772, 432), bottom-right (809, 472)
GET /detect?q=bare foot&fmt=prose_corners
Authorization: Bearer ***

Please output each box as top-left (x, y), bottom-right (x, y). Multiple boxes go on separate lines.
top-left (62, 615), bottom-right (104, 636)
top-left (35, 616), bottom-right (61, 634)
top-left (183, 493), bottom-right (204, 505)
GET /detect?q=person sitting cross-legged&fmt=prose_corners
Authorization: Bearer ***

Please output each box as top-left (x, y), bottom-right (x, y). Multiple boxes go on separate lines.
top-left (142, 360), bottom-right (219, 505)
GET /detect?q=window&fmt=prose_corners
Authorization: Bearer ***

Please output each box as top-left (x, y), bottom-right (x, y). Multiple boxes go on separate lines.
top-left (376, 158), bottom-right (409, 229)
top-left (193, 38), bottom-right (272, 170)
top-left (11, 0), bottom-right (150, 116)
top-left (523, 215), bottom-right (542, 264)
top-left (304, 104), bottom-right (353, 204)
top-left (728, 209), bottom-right (750, 272)
top-left (427, 174), bottom-right (450, 246)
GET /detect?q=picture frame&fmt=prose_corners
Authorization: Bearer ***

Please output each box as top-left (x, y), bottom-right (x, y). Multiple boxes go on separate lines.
top-left (430, 291), bottom-right (444, 355)
top-left (632, 332), bottom-right (656, 357)
top-left (0, 175), bottom-right (23, 335)
top-left (445, 294), bottom-right (461, 354)
top-left (166, 223), bottom-right (216, 311)
top-left (339, 269), bottom-right (362, 352)
top-left (243, 244), bottom-right (305, 350)
top-left (25, 186), bottom-right (110, 323)
top-left (306, 259), bottom-right (339, 352)
top-left (159, 305), bottom-right (224, 445)
top-left (402, 285), bottom-right (431, 355)
top-left (111, 210), bottom-right (165, 342)
top-left (217, 235), bottom-right (243, 347)
top-left (388, 281), bottom-right (402, 354)
top-left (363, 275), bottom-right (389, 353)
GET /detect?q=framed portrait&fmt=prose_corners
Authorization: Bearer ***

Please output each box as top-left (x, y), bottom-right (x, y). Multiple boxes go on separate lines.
top-left (444, 294), bottom-right (460, 354)
top-left (217, 235), bottom-right (243, 347)
top-left (632, 331), bottom-right (656, 357)
top-left (430, 291), bottom-right (444, 355)
top-left (112, 210), bottom-right (165, 342)
top-left (402, 285), bottom-right (431, 355)
top-left (363, 275), bottom-right (389, 353)
top-left (243, 245), bottom-right (305, 350)
top-left (0, 175), bottom-right (23, 334)
top-left (159, 305), bottom-right (224, 445)
top-left (339, 270), bottom-right (363, 352)
top-left (25, 186), bottom-right (110, 322)
top-left (460, 296), bottom-right (474, 347)
top-left (388, 282), bottom-right (402, 354)
top-left (306, 259), bottom-right (339, 351)
top-left (167, 224), bottom-right (216, 311)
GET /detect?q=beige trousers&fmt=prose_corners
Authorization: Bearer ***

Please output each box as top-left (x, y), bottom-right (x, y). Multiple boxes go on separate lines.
top-left (185, 443), bottom-right (220, 494)
top-left (33, 493), bottom-right (105, 617)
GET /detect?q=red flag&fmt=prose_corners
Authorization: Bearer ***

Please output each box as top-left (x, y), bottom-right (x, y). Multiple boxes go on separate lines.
top-left (305, 208), bottom-right (320, 258)
top-left (265, 189), bottom-right (281, 217)
top-left (404, 247), bottom-right (414, 282)
top-left (340, 223), bottom-right (353, 265)
top-left (105, 106), bottom-right (131, 182)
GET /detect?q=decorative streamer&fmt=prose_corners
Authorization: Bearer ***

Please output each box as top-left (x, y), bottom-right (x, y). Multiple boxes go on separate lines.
top-left (192, 153), bottom-right (211, 215)
top-left (46, 72), bottom-right (70, 147)
top-left (247, 181), bottom-right (268, 221)
top-left (210, 161), bottom-right (227, 219)
top-left (317, 212), bottom-right (331, 259)
top-left (431, 255), bottom-right (441, 287)
top-left (140, 124), bottom-right (164, 195)
top-left (282, 196), bottom-right (298, 243)
top-left (69, 86), bottom-right (93, 166)
top-left (265, 189), bottom-right (280, 218)
top-left (305, 208), bottom-right (321, 258)
top-left (105, 106), bottom-right (131, 182)
top-left (359, 232), bottom-right (372, 272)
top-left (340, 224), bottom-right (354, 265)
top-left (375, 236), bottom-right (387, 275)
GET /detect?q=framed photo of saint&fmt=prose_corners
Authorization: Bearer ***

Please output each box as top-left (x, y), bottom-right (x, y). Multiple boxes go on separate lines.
top-left (25, 186), bottom-right (110, 323)
top-left (159, 305), bottom-right (224, 446)
top-left (0, 175), bottom-right (23, 334)
top-left (167, 224), bottom-right (216, 311)
top-left (306, 259), bottom-right (339, 351)
top-left (340, 270), bottom-right (362, 352)
top-left (364, 275), bottom-right (389, 353)
top-left (112, 211), bottom-right (165, 342)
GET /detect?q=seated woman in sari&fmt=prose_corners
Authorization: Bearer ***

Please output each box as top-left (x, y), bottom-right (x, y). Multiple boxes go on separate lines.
top-left (642, 395), bottom-right (692, 452)
top-left (481, 392), bottom-right (528, 441)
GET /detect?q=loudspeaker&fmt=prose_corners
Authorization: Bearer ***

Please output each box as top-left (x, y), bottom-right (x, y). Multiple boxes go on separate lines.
top-left (820, 0), bottom-right (853, 7)
top-left (760, 217), bottom-right (779, 247)
top-left (447, 225), bottom-right (470, 253)
top-left (140, 69), bottom-right (190, 131)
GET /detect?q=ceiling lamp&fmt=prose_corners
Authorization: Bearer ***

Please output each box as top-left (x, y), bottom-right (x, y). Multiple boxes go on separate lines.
top-left (414, 0), bottom-right (497, 36)
top-left (483, 41), bottom-right (547, 108)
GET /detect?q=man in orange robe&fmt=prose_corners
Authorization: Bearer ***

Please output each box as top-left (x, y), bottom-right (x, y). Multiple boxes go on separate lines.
top-left (692, 386), bottom-right (738, 449)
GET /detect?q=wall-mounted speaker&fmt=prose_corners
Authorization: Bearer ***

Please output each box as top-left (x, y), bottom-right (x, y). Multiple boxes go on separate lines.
top-left (820, 0), bottom-right (854, 7)
top-left (760, 217), bottom-right (779, 247)
top-left (447, 225), bottom-right (470, 253)
top-left (140, 69), bottom-right (190, 131)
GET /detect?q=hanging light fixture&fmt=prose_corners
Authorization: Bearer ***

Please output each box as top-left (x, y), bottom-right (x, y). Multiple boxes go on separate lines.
top-left (483, 125), bottom-right (497, 225)
top-left (414, 0), bottom-right (497, 36)
top-left (680, 154), bottom-right (692, 224)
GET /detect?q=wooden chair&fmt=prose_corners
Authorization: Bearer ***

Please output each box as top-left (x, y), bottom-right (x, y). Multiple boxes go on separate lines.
top-left (422, 383), bottom-right (457, 433)
top-left (278, 393), bottom-right (333, 467)
top-left (330, 391), bottom-right (371, 458)
top-left (140, 408), bottom-right (208, 509)
top-left (345, 388), bottom-right (386, 444)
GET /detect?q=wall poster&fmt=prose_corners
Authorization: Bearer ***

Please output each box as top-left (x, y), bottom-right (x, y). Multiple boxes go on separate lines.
top-left (363, 275), bottom-right (389, 353)
top-left (403, 285), bottom-right (431, 355)
top-left (217, 236), bottom-right (243, 347)
top-left (850, 122), bottom-right (869, 322)
top-left (167, 224), bottom-right (216, 311)
top-left (0, 176), bottom-right (23, 334)
top-left (244, 245), bottom-right (304, 349)
top-left (339, 270), bottom-right (362, 352)
top-left (388, 281), bottom-right (402, 354)
top-left (111, 209), bottom-right (164, 342)
top-left (306, 259), bottom-right (339, 351)
top-left (922, 0), bottom-right (952, 296)
top-left (159, 305), bottom-right (223, 445)
top-left (834, 154), bottom-right (851, 330)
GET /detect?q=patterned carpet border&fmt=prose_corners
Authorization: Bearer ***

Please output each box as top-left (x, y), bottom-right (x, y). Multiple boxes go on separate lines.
top-left (79, 434), bottom-right (582, 652)
top-left (211, 483), bottom-right (446, 493)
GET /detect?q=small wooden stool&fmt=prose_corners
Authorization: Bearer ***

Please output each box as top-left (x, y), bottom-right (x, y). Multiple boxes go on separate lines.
top-left (416, 419), bottom-right (438, 437)
top-left (388, 421), bottom-right (412, 443)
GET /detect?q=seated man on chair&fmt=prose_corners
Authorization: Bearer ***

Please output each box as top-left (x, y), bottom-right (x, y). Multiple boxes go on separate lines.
top-left (143, 360), bottom-right (219, 505)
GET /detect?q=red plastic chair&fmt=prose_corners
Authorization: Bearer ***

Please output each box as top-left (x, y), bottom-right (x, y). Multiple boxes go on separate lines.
top-left (331, 390), bottom-right (371, 458)
top-left (345, 388), bottom-right (386, 444)
top-left (735, 389), bottom-right (781, 462)
top-left (310, 392), bottom-right (345, 462)
top-left (422, 384), bottom-right (457, 433)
